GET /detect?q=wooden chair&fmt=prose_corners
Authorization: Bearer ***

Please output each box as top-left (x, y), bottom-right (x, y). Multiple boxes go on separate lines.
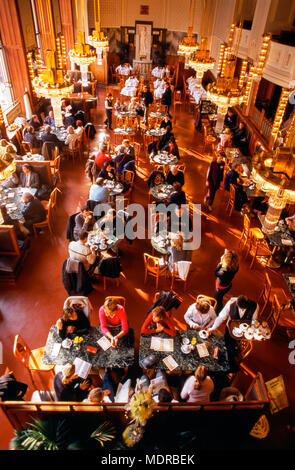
top-left (66, 139), bottom-right (80, 162)
top-left (32, 200), bottom-right (54, 236)
top-left (238, 339), bottom-right (253, 361)
top-left (225, 184), bottom-right (236, 217)
top-left (203, 125), bottom-right (217, 154)
top-left (50, 155), bottom-right (61, 183)
top-left (248, 231), bottom-right (272, 269)
top-left (144, 133), bottom-right (154, 151)
top-left (21, 141), bottom-right (33, 154)
top-left (239, 213), bottom-right (264, 255)
top-left (122, 169), bottom-right (135, 200)
top-left (195, 294), bottom-right (217, 311)
top-left (170, 261), bottom-right (192, 291)
top-left (105, 296), bottom-right (126, 308)
top-left (13, 334), bottom-right (55, 389)
top-left (265, 294), bottom-right (282, 334)
top-left (133, 142), bottom-right (141, 167)
top-left (257, 273), bottom-right (272, 318)
top-left (143, 253), bottom-right (168, 289)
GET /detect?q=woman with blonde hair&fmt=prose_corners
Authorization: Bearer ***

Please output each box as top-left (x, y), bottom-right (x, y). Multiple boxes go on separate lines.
top-left (180, 366), bottom-right (214, 402)
top-left (53, 363), bottom-right (92, 401)
top-left (168, 233), bottom-right (186, 272)
top-left (65, 125), bottom-right (78, 150)
top-left (184, 298), bottom-right (217, 330)
top-left (214, 249), bottom-right (239, 314)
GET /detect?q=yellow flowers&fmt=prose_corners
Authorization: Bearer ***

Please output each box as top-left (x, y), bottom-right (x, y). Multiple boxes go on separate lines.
top-left (73, 336), bottom-right (83, 344)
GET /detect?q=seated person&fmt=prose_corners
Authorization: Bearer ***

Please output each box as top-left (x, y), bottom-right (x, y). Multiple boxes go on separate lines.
top-left (224, 163), bottom-right (248, 211)
top-left (0, 204), bottom-right (26, 240)
top-left (23, 126), bottom-right (37, 150)
top-left (162, 135), bottom-right (180, 159)
top-left (167, 205), bottom-right (193, 243)
top-left (160, 115), bottom-right (172, 131)
top-left (168, 233), bottom-right (187, 272)
top-left (29, 114), bottom-right (42, 131)
top-left (1, 171), bottom-right (19, 189)
top-left (114, 152), bottom-right (133, 176)
top-left (75, 120), bottom-right (84, 141)
top-left (61, 99), bottom-right (72, 116)
top-left (44, 110), bottom-right (55, 127)
top-left (73, 205), bottom-right (96, 241)
top-left (95, 143), bottom-right (112, 170)
top-left (252, 196), bottom-right (268, 215)
top-left (232, 122), bottom-right (248, 154)
top-left (115, 139), bottom-right (135, 160)
top-left (101, 368), bottom-right (132, 403)
top-left (83, 386), bottom-right (111, 403)
top-left (56, 306), bottom-right (90, 340)
top-left (139, 369), bottom-right (177, 403)
top-left (148, 137), bottom-right (160, 157)
top-left (21, 192), bottom-right (47, 233)
top-left (89, 177), bottom-right (109, 203)
top-left (167, 181), bottom-right (186, 206)
top-left (19, 163), bottom-right (40, 189)
top-left (99, 161), bottom-right (117, 181)
top-left (224, 109), bottom-right (237, 129)
top-left (98, 134), bottom-right (112, 154)
top-left (166, 165), bottom-right (184, 187)
top-left (128, 96), bottom-right (139, 111)
top-left (158, 126), bottom-right (173, 150)
top-left (219, 127), bottom-right (232, 148)
top-left (68, 229), bottom-right (97, 271)
top-left (97, 208), bottom-right (117, 236)
top-left (180, 366), bottom-right (214, 402)
top-left (53, 363), bottom-right (92, 402)
top-left (184, 298), bottom-right (217, 330)
top-left (65, 125), bottom-right (79, 150)
top-left (40, 125), bottom-right (62, 146)
top-left (99, 298), bottom-right (129, 348)
top-left (141, 306), bottom-right (176, 336)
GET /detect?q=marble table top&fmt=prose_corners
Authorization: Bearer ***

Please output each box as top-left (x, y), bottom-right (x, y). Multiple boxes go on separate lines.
top-left (258, 216), bottom-right (295, 247)
top-left (0, 187), bottom-right (37, 220)
top-left (35, 126), bottom-right (68, 143)
top-left (139, 329), bottom-right (230, 373)
top-left (151, 154), bottom-right (178, 165)
top-left (151, 183), bottom-right (174, 200)
top-left (42, 325), bottom-right (135, 368)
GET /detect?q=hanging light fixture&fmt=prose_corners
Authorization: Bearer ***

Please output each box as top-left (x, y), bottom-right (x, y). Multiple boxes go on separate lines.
top-left (88, 0), bottom-right (109, 65)
top-left (188, 1), bottom-right (215, 83)
top-left (68, 0), bottom-right (96, 86)
top-left (177, 0), bottom-right (199, 68)
top-left (33, 50), bottom-right (74, 127)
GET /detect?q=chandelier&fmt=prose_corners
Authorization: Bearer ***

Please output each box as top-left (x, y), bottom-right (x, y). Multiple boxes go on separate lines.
top-left (177, 0), bottom-right (199, 68)
top-left (33, 50), bottom-right (74, 127)
top-left (188, 37), bottom-right (215, 80)
top-left (251, 114), bottom-right (295, 235)
top-left (0, 139), bottom-right (16, 183)
top-left (88, 0), bottom-right (109, 65)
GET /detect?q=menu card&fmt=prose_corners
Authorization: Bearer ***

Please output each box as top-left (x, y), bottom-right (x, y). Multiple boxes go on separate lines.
top-left (288, 277), bottom-right (295, 284)
top-left (281, 239), bottom-right (293, 246)
top-left (151, 336), bottom-right (174, 352)
top-left (73, 358), bottom-right (92, 379)
top-left (162, 355), bottom-right (178, 371)
top-left (51, 343), bottom-right (61, 357)
top-left (196, 343), bottom-right (210, 358)
top-left (97, 336), bottom-right (112, 351)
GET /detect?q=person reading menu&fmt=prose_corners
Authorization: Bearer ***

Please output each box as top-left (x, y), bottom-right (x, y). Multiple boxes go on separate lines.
top-left (141, 306), bottom-right (176, 336)
top-left (99, 298), bottom-right (129, 348)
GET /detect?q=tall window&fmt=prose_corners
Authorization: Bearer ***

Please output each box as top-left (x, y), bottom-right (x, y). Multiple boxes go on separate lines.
top-left (0, 44), bottom-right (13, 111)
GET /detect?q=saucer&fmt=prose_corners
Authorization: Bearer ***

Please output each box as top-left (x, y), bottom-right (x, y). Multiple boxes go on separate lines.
top-left (240, 323), bottom-right (249, 332)
top-left (181, 345), bottom-right (191, 354)
top-left (199, 330), bottom-right (209, 339)
top-left (62, 339), bottom-right (73, 349)
top-left (232, 327), bottom-right (243, 338)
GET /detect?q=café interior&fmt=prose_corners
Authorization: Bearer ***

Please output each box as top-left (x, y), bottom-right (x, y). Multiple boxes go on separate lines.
top-left (0, 0), bottom-right (295, 453)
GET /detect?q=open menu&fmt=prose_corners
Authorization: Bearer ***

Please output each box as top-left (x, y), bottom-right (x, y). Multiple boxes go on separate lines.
top-left (73, 357), bottom-right (92, 379)
top-left (51, 343), bottom-right (61, 358)
top-left (150, 376), bottom-right (167, 396)
top-left (162, 355), bottom-right (178, 371)
top-left (151, 336), bottom-right (174, 352)
top-left (97, 336), bottom-right (112, 351)
top-left (196, 343), bottom-right (210, 358)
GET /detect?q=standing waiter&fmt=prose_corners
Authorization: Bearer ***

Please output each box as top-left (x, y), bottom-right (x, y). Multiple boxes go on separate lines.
top-left (104, 92), bottom-right (113, 130)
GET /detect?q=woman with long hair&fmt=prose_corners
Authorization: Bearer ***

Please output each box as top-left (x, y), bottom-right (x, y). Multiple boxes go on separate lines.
top-left (180, 366), bottom-right (214, 402)
top-left (214, 249), bottom-right (239, 314)
top-left (99, 298), bottom-right (129, 348)
top-left (141, 306), bottom-right (176, 336)
top-left (53, 363), bottom-right (92, 401)
top-left (168, 233), bottom-right (186, 272)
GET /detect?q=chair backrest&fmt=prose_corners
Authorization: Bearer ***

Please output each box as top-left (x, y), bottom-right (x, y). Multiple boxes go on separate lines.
top-left (63, 296), bottom-right (93, 318)
top-left (122, 169), bottom-right (135, 187)
top-left (49, 187), bottom-right (61, 209)
top-left (15, 161), bottom-right (53, 186)
top-left (133, 142), bottom-right (141, 158)
top-left (238, 339), bottom-right (253, 361)
top-left (243, 213), bottom-right (250, 236)
top-left (196, 294), bottom-right (217, 310)
top-left (0, 225), bottom-right (20, 256)
top-left (41, 141), bottom-right (57, 161)
top-left (143, 253), bottom-right (160, 272)
top-left (267, 294), bottom-right (282, 333)
top-left (105, 296), bottom-right (126, 308)
top-left (53, 155), bottom-right (61, 171)
top-left (260, 273), bottom-right (271, 307)
top-left (21, 141), bottom-right (33, 154)
top-left (13, 334), bottom-right (31, 370)
top-left (229, 184), bottom-right (236, 201)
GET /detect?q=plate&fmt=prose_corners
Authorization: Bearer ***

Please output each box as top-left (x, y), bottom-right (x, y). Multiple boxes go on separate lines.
top-left (181, 345), bottom-right (191, 354)
top-left (240, 323), bottom-right (249, 332)
top-left (253, 331), bottom-right (263, 341)
top-left (199, 330), bottom-right (209, 339)
top-left (263, 331), bottom-right (272, 340)
top-left (244, 330), bottom-right (254, 340)
top-left (232, 327), bottom-right (243, 338)
top-left (62, 339), bottom-right (73, 349)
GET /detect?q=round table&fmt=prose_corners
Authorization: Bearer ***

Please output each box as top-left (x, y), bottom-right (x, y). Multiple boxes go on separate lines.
top-left (103, 180), bottom-right (124, 197)
top-left (151, 231), bottom-right (171, 255)
top-left (151, 183), bottom-right (174, 201)
top-left (16, 153), bottom-right (45, 162)
top-left (149, 111), bottom-right (168, 120)
top-left (145, 128), bottom-right (166, 138)
top-left (87, 230), bottom-right (118, 253)
top-left (114, 127), bottom-right (136, 144)
top-left (35, 126), bottom-right (68, 144)
top-left (151, 153), bottom-right (179, 166)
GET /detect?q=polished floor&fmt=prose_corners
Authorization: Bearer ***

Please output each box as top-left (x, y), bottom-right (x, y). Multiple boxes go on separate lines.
top-left (0, 87), bottom-right (294, 450)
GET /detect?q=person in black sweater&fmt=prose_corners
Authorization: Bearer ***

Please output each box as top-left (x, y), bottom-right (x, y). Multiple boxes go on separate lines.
top-left (224, 109), bottom-right (237, 129)
top-left (167, 181), bottom-right (186, 206)
top-left (140, 85), bottom-right (154, 124)
top-left (214, 250), bottom-right (239, 314)
top-left (53, 364), bottom-right (92, 401)
top-left (160, 115), bottom-right (172, 131)
top-left (161, 83), bottom-right (172, 117)
top-left (166, 165), bottom-right (184, 187)
top-left (56, 306), bottom-right (90, 340)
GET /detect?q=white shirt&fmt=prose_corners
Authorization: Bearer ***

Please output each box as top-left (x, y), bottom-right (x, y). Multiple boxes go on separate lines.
top-left (75, 127), bottom-right (84, 140)
top-left (184, 304), bottom-right (217, 329)
top-left (68, 240), bottom-right (96, 271)
top-left (65, 133), bottom-right (78, 150)
top-left (208, 297), bottom-right (259, 332)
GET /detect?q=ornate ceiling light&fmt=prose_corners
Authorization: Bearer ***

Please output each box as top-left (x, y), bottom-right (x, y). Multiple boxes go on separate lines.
top-left (33, 50), bottom-right (74, 127)
top-left (188, 37), bottom-right (215, 81)
top-left (88, 0), bottom-right (109, 65)
top-left (177, 0), bottom-right (199, 68)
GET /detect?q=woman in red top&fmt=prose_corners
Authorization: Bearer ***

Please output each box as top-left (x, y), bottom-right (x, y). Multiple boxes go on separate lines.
top-left (95, 143), bottom-right (112, 170)
top-left (141, 306), bottom-right (176, 336)
top-left (99, 298), bottom-right (129, 347)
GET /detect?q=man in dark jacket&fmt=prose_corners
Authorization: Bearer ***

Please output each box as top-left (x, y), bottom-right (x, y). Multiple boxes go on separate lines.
top-left (40, 125), bottom-right (62, 145)
top-left (204, 154), bottom-right (225, 211)
top-left (21, 192), bottom-right (47, 233)
top-left (140, 85), bottom-right (153, 124)
top-left (161, 83), bottom-right (172, 117)
top-left (19, 164), bottom-right (40, 190)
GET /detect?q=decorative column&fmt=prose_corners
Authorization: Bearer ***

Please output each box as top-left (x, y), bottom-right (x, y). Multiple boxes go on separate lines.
top-left (269, 88), bottom-right (290, 148)
top-left (59, 0), bottom-right (75, 69)
top-left (34, 0), bottom-right (56, 52)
